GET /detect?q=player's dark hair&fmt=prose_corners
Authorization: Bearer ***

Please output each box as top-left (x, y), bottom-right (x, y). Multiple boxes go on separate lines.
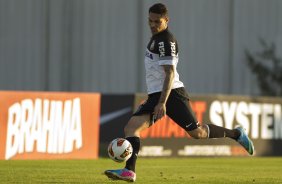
top-left (149, 3), bottom-right (168, 17)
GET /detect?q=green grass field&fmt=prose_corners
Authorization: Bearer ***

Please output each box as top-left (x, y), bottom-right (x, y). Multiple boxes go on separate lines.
top-left (0, 157), bottom-right (281, 184)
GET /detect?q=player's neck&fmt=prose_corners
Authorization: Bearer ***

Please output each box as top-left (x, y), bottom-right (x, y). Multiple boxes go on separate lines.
top-left (152, 27), bottom-right (168, 36)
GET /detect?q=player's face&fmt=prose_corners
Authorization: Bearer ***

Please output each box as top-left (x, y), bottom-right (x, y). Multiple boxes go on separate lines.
top-left (148, 12), bottom-right (168, 35)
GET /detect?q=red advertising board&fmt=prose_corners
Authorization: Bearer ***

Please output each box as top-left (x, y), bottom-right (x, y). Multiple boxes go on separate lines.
top-left (0, 91), bottom-right (100, 160)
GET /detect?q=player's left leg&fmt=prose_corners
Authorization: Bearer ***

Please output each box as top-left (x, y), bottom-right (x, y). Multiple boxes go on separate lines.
top-left (166, 88), bottom-right (254, 155)
top-left (234, 126), bottom-right (254, 155)
top-left (187, 125), bottom-right (254, 155)
top-left (188, 123), bottom-right (240, 140)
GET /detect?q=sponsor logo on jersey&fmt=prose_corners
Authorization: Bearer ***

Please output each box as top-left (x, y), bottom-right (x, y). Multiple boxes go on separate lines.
top-left (145, 50), bottom-right (153, 59)
top-left (170, 42), bottom-right (176, 56)
top-left (158, 42), bottom-right (165, 57)
top-left (150, 40), bottom-right (155, 50)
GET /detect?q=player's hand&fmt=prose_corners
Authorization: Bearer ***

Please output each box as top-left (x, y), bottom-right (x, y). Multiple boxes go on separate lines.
top-left (153, 103), bottom-right (166, 121)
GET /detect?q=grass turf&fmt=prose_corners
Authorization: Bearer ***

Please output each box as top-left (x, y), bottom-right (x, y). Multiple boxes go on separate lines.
top-left (0, 157), bottom-right (281, 183)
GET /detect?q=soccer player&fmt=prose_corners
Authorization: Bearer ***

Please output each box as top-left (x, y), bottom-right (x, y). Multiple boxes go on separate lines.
top-left (105, 3), bottom-right (254, 182)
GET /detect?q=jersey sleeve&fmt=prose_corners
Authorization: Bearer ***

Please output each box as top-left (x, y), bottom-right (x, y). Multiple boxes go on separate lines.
top-left (156, 39), bottom-right (178, 66)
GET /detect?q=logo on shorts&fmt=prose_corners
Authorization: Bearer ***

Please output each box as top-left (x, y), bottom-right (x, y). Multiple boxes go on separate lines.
top-left (186, 123), bottom-right (193, 128)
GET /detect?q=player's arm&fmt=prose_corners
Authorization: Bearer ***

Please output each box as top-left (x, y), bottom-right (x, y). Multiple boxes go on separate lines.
top-left (154, 36), bottom-right (177, 120)
top-left (159, 65), bottom-right (174, 104)
top-left (154, 65), bottom-right (174, 120)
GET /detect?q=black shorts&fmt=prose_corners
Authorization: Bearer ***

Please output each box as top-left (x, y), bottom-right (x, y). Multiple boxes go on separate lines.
top-left (133, 87), bottom-right (199, 131)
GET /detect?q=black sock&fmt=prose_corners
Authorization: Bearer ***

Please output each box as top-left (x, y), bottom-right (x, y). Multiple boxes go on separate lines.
top-left (125, 136), bottom-right (140, 172)
top-left (207, 124), bottom-right (240, 140)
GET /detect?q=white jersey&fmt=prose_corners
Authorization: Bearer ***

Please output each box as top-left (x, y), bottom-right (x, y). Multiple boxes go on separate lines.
top-left (144, 28), bottom-right (184, 94)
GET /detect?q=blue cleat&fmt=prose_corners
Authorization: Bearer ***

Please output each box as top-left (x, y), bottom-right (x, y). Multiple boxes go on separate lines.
top-left (235, 127), bottom-right (254, 155)
top-left (104, 168), bottom-right (136, 182)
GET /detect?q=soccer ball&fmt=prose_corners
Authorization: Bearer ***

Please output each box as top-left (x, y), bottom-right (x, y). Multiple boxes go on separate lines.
top-left (108, 138), bottom-right (133, 163)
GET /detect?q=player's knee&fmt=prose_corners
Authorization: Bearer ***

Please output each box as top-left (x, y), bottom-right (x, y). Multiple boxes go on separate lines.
top-left (124, 119), bottom-right (138, 136)
top-left (124, 115), bottom-right (150, 137)
top-left (188, 131), bottom-right (204, 139)
top-left (187, 126), bottom-right (208, 139)
top-left (124, 122), bottom-right (134, 136)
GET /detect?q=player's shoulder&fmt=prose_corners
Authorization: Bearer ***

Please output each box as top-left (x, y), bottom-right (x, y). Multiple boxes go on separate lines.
top-left (147, 28), bottom-right (178, 56)
top-left (151, 29), bottom-right (178, 57)
top-left (154, 28), bottom-right (177, 43)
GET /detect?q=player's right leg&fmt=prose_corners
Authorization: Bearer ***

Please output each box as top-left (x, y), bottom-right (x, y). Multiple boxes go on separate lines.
top-left (104, 168), bottom-right (136, 182)
top-left (104, 114), bottom-right (151, 182)
top-left (105, 93), bottom-right (160, 182)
